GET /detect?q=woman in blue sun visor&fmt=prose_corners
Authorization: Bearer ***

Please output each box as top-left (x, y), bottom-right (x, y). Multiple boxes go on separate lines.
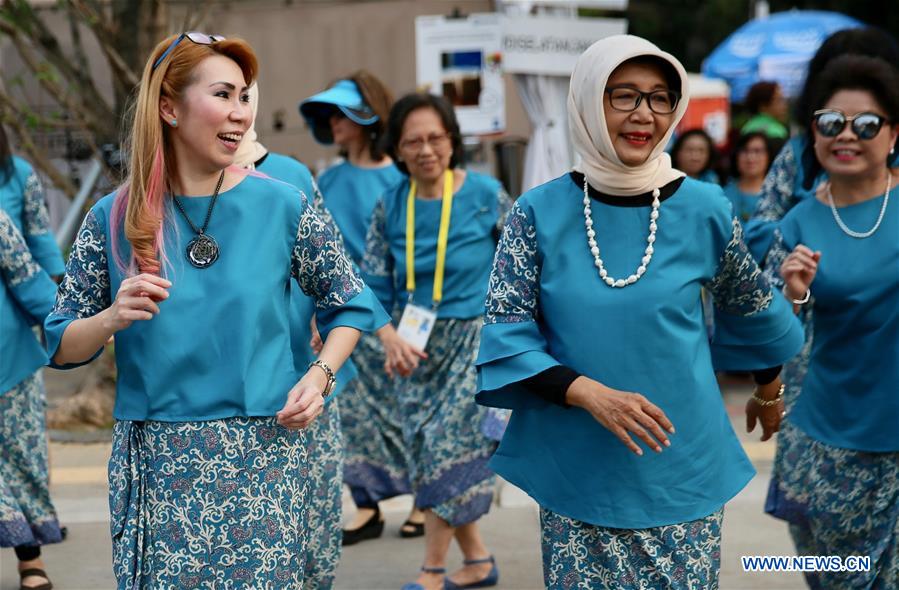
top-left (300, 73), bottom-right (422, 545)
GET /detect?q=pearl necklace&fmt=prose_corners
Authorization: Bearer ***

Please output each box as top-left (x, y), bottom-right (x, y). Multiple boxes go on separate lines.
top-left (583, 178), bottom-right (660, 288)
top-left (825, 174), bottom-right (891, 239)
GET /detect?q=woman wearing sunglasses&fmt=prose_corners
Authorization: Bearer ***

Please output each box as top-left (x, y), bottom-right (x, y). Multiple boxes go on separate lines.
top-left (762, 54), bottom-right (899, 588)
top-left (475, 35), bottom-right (803, 588)
top-left (360, 93), bottom-right (512, 590)
top-left (300, 73), bottom-right (427, 545)
top-left (43, 33), bottom-right (388, 588)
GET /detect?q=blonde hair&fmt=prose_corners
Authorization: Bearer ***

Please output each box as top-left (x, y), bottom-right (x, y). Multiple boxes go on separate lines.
top-left (111, 34), bottom-right (258, 274)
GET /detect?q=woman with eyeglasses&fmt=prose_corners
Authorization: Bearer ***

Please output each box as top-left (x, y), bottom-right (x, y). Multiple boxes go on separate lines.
top-left (0, 206), bottom-right (60, 590)
top-left (723, 132), bottom-right (779, 224)
top-left (42, 33), bottom-right (388, 588)
top-left (300, 72), bottom-right (425, 546)
top-left (762, 54), bottom-right (899, 589)
top-left (360, 92), bottom-right (512, 590)
top-left (475, 35), bottom-right (803, 588)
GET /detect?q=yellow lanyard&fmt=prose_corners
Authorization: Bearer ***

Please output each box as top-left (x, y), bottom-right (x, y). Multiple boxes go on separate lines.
top-left (406, 170), bottom-right (454, 307)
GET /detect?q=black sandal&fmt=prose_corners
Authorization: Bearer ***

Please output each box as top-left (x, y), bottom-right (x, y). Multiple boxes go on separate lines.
top-left (19, 568), bottom-right (53, 590)
top-left (399, 518), bottom-right (425, 538)
top-left (341, 507), bottom-right (384, 546)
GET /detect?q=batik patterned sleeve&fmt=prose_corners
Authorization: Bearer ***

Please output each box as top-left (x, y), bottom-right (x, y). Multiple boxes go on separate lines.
top-left (744, 140), bottom-right (800, 263)
top-left (21, 167), bottom-right (66, 275)
top-left (359, 198), bottom-right (396, 314)
top-left (43, 208), bottom-right (112, 367)
top-left (0, 208), bottom-right (56, 323)
top-left (495, 186), bottom-right (514, 234)
top-left (291, 194), bottom-right (388, 337)
top-left (475, 201), bottom-right (563, 410)
top-left (707, 216), bottom-right (803, 371)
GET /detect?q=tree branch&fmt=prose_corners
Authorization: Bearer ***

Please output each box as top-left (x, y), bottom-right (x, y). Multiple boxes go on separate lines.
top-left (69, 0), bottom-right (140, 90)
top-left (0, 98), bottom-right (78, 198)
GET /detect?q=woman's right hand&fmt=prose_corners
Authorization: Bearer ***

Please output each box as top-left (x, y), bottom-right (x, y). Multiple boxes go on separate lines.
top-left (566, 376), bottom-right (675, 456)
top-left (780, 244), bottom-right (820, 301)
top-left (102, 273), bottom-right (171, 334)
top-left (377, 325), bottom-right (428, 378)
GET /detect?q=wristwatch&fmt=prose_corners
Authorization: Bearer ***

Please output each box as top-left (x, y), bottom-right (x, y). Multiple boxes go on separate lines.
top-left (309, 359), bottom-right (336, 398)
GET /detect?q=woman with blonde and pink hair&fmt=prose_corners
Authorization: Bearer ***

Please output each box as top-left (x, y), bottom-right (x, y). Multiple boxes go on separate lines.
top-left (43, 33), bottom-right (388, 588)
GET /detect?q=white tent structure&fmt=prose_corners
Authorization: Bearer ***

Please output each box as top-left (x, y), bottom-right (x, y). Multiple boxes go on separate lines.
top-left (498, 0), bottom-right (629, 193)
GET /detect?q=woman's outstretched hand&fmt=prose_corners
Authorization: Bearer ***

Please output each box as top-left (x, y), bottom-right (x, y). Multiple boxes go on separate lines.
top-left (377, 324), bottom-right (427, 378)
top-left (566, 376), bottom-right (675, 456)
top-left (103, 273), bottom-right (171, 333)
top-left (277, 369), bottom-right (326, 430)
top-left (746, 378), bottom-right (785, 441)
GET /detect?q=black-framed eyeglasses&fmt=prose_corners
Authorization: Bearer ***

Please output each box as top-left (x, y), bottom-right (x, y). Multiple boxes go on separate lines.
top-left (813, 109), bottom-right (889, 140)
top-left (605, 87), bottom-right (680, 114)
top-left (152, 32), bottom-right (226, 71)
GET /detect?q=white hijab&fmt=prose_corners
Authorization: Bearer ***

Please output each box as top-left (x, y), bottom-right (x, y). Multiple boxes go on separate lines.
top-left (569, 35), bottom-right (690, 196)
top-left (233, 83), bottom-right (268, 169)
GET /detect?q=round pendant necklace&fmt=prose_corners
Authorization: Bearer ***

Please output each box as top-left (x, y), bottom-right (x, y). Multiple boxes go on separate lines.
top-left (173, 170), bottom-right (225, 269)
top-left (826, 173), bottom-right (891, 239)
top-left (583, 177), bottom-right (660, 288)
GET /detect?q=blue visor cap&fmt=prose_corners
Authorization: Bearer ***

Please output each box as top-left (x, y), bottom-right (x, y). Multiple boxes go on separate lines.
top-left (299, 79), bottom-right (380, 144)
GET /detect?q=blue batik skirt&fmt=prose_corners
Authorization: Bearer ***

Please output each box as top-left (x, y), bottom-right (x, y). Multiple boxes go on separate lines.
top-left (109, 417), bottom-right (310, 589)
top-left (401, 318), bottom-right (497, 527)
top-left (0, 372), bottom-right (63, 548)
top-left (340, 332), bottom-right (412, 507)
top-left (540, 507), bottom-right (723, 589)
top-left (303, 399), bottom-right (343, 590)
top-left (767, 419), bottom-right (899, 589)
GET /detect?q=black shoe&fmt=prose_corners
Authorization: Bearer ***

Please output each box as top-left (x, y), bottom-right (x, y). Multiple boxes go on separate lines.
top-left (399, 519), bottom-right (425, 538)
top-left (342, 508), bottom-right (384, 546)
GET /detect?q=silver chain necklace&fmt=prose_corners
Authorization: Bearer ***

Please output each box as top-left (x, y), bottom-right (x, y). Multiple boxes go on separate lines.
top-left (825, 173), bottom-right (891, 239)
top-left (173, 170), bottom-right (225, 268)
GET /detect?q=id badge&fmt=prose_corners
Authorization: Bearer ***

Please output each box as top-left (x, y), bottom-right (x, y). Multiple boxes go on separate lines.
top-left (397, 303), bottom-right (437, 351)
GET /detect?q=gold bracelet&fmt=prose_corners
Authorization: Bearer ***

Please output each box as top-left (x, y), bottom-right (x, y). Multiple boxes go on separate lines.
top-left (309, 359), bottom-right (336, 398)
top-left (752, 383), bottom-right (785, 407)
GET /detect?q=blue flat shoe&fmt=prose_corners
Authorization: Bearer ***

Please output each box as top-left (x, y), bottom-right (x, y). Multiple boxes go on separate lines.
top-left (444, 556), bottom-right (498, 589)
top-left (401, 566), bottom-right (446, 590)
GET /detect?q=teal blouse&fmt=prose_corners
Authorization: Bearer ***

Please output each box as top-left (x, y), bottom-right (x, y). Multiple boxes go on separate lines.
top-left (44, 173), bottom-right (389, 421)
top-left (723, 180), bottom-right (762, 223)
top-left (0, 156), bottom-right (65, 276)
top-left (767, 192), bottom-right (899, 452)
top-left (318, 161), bottom-right (403, 265)
top-left (361, 171), bottom-right (511, 319)
top-left (0, 208), bottom-right (57, 393)
top-left (256, 152), bottom-right (359, 398)
top-left (476, 174), bottom-right (803, 529)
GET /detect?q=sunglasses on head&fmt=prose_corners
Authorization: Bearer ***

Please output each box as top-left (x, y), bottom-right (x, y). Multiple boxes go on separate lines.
top-left (152, 32), bottom-right (226, 71)
top-left (813, 109), bottom-right (889, 140)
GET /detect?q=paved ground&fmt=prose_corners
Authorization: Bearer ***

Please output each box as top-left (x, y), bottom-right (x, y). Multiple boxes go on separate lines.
top-left (0, 375), bottom-right (807, 589)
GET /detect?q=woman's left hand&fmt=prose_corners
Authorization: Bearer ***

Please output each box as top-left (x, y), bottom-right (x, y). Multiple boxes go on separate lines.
top-left (276, 370), bottom-right (326, 430)
top-left (745, 379), bottom-right (784, 441)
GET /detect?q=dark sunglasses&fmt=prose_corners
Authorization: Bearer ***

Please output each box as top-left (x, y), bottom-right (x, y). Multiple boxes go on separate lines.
top-left (813, 109), bottom-right (889, 140)
top-left (152, 32), bottom-right (226, 71)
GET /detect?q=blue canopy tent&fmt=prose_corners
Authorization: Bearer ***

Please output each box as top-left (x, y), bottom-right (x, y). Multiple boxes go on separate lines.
top-left (702, 10), bottom-right (862, 103)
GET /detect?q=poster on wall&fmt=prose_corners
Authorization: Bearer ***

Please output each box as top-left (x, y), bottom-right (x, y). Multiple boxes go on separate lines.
top-left (415, 13), bottom-right (505, 135)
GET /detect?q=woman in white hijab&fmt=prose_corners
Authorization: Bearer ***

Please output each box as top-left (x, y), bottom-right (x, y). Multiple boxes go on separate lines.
top-left (475, 35), bottom-right (803, 588)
